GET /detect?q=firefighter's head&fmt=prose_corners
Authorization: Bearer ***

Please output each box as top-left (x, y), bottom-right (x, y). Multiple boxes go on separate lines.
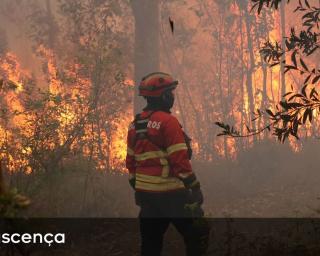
top-left (139, 72), bottom-right (178, 111)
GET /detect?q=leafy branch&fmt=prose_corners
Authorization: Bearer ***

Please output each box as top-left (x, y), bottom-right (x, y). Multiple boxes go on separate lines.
top-left (260, 0), bottom-right (319, 67)
top-left (260, 0), bottom-right (319, 64)
top-left (251, 0), bottom-right (291, 14)
top-left (216, 84), bottom-right (320, 142)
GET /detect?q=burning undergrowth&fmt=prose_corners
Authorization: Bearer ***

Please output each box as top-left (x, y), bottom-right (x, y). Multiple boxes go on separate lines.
top-left (0, 48), bottom-right (132, 176)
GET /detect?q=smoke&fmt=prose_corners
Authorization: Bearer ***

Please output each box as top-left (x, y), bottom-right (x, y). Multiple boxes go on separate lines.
top-left (0, 0), bottom-right (319, 218)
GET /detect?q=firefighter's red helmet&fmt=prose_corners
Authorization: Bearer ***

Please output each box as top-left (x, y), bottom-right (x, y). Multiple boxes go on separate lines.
top-left (139, 72), bottom-right (178, 97)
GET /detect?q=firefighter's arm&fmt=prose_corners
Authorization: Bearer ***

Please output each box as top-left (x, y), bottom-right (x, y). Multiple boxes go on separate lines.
top-left (126, 124), bottom-right (136, 189)
top-left (162, 117), bottom-right (200, 190)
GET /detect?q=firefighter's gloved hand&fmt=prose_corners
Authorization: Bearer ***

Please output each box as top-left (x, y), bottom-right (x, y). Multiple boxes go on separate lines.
top-left (184, 202), bottom-right (204, 217)
top-left (188, 187), bottom-right (204, 205)
top-left (129, 177), bottom-right (135, 190)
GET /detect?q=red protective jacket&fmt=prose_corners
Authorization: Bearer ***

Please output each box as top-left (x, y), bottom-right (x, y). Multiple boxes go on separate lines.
top-left (126, 110), bottom-right (194, 193)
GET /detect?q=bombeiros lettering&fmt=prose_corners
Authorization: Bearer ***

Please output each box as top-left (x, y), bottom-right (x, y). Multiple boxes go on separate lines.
top-left (147, 121), bottom-right (161, 130)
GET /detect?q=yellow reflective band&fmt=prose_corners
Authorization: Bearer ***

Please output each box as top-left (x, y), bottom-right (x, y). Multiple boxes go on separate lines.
top-left (159, 158), bottom-right (168, 166)
top-left (136, 173), bottom-right (180, 184)
top-left (161, 164), bottom-right (170, 178)
top-left (166, 143), bottom-right (188, 155)
top-left (160, 158), bottom-right (169, 178)
top-left (135, 150), bottom-right (167, 161)
top-left (135, 181), bottom-right (184, 192)
top-left (135, 173), bottom-right (184, 192)
top-left (127, 147), bottom-right (134, 156)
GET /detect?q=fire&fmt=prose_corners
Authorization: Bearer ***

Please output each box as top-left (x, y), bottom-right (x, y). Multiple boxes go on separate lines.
top-left (108, 112), bottom-right (132, 172)
top-left (37, 45), bottom-right (62, 95)
top-left (0, 53), bottom-right (28, 92)
top-left (0, 53), bottom-right (30, 116)
top-left (0, 53), bottom-right (33, 171)
top-left (0, 1), bottom-right (318, 174)
top-left (0, 48), bottom-right (132, 173)
top-left (201, 2), bottom-right (319, 160)
top-left (289, 137), bottom-right (301, 153)
top-left (124, 79), bottom-right (134, 87)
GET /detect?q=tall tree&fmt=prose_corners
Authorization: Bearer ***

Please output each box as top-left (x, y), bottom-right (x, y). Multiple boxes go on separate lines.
top-left (243, 2), bottom-right (257, 136)
top-left (45, 0), bottom-right (58, 50)
top-left (131, 0), bottom-right (160, 113)
top-left (279, 0), bottom-right (286, 97)
top-left (0, 28), bottom-right (7, 55)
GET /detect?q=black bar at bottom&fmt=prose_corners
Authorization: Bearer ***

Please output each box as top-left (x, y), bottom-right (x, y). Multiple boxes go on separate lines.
top-left (0, 218), bottom-right (320, 256)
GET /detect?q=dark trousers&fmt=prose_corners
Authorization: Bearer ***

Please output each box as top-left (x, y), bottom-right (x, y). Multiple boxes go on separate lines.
top-left (136, 191), bottom-right (210, 256)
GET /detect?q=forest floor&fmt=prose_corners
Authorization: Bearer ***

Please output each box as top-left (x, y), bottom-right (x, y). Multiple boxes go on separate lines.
top-left (13, 140), bottom-right (319, 218)
top-left (5, 141), bottom-right (320, 255)
top-left (207, 183), bottom-right (320, 217)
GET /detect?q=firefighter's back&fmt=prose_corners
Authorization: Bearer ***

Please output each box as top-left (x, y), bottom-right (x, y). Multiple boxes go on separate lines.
top-left (128, 110), bottom-right (189, 196)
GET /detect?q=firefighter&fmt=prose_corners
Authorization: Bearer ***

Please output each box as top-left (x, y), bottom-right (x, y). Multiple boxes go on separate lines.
top-left (126, 72), bottom-right (210, 256)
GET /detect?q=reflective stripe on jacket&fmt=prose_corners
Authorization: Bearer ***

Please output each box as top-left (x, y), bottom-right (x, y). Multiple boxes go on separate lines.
top-left (126, 110), bottom-right (193, 192)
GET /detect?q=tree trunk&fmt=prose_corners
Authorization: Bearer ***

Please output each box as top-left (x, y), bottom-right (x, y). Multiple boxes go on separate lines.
top-left (159, 27), bottom-right (204, 157)
top-left (244, 6), bottom-right (256, 136)
top-left (239, 11), bottom-right (245, 151)
top-left (280, 0), bottom-right (286, 98)
top-left (45, 0), bottom-right (56, 50)
top-left (217, 13), bottom-right (229, 159)
top-left (258, 11), bottom-right (269, 136)
top-left (131, 0), bottom-right (160, 114)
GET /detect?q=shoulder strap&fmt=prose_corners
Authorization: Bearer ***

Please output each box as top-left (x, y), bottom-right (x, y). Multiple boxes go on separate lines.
top-left (133, 111), bottom-right (154, 141)
top-left (133, 111), bottom-right (165, 151)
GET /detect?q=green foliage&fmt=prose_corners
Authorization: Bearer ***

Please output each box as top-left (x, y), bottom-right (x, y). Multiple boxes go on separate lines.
top-left (0, 188), bottom-right (30, 217)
